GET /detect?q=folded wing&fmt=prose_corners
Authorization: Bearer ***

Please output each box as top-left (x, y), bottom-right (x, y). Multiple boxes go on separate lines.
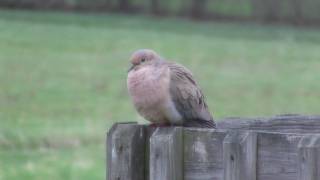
top-left (167, 62), bottom-right (215, 128)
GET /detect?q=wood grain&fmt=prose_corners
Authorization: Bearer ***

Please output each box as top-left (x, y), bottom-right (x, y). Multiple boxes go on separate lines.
top-left (217, 114), bottom-right (320, 133)
top-left (184, 128), bottom-right (227, 180)
top-left (298, 135), bottom-right (320, 180)
top-left (107, 115), bottom-right (320, 180)
top-left (223, 131), bottom-right (257, 180)
top-left (107, 123), bottom-right (146, 180)
top-left (149, 127), bottom-right (183, 180)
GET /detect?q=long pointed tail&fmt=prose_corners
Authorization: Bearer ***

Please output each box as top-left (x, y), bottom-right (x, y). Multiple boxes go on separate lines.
top-left (183, 118), bottom-right (216, 128)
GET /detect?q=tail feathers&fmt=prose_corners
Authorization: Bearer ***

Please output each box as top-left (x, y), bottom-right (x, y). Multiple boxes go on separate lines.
top-left (183, 118), bottom-right (216, 128)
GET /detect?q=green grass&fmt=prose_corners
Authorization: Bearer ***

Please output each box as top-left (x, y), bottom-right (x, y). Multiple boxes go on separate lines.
top-left (0, 9), bottom-right (320, 179)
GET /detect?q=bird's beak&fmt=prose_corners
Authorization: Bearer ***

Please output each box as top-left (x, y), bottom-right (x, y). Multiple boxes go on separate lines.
top-left (128, 64), bottom-right (135, 72)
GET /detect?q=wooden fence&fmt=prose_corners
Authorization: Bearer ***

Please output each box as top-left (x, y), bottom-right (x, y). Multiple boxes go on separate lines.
top-left (107, 114), bottom-right (320, 180)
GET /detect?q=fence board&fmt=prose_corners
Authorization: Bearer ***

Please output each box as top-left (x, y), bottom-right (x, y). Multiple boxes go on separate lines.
top-left (107, 123), bottom-right (146, 180)
top-left (184, 129), bottom-right (227, 180)
top-left (223, 131), bottom-right (257, 180)
top-left (144, 127), bottom-right (158, 180)
top-left (217, 114), bottom-right (320, 133)
top-left (149, 127), bottom-right (183, 180)
top-left (257, 132), bottom-right (303, 180)
top-left (298, 135), bottom-right (320, 180)
top-left (107, 115), bottom-right (320, 180)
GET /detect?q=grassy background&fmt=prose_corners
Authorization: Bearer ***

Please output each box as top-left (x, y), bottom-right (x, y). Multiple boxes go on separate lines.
top-left (0, 9), bottom-right (320, 179)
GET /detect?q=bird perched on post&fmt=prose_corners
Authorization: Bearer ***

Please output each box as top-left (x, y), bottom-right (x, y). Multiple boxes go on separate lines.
top-left (127, 49), bottom-right (215, 128)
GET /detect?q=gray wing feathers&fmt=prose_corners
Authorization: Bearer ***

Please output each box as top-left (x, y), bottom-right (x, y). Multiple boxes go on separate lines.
top-left (167, 63), bottom-right (215, 128)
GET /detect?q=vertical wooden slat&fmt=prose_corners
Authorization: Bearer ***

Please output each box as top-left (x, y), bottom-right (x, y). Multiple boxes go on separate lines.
top-left (144, 127), bottom-right (158, 180)
top-left (107, 123), bottom-right (146, 180)
top-left (184, 129), bottom-right (227, 180)
top-left (223, 131), bottom-right (257, 180)
top-left (149, 127), bottom-right (183, 180)
top-left (298, 135), bottom-right (320, 180)
top-left (257, 133), bottom-right (303, 180)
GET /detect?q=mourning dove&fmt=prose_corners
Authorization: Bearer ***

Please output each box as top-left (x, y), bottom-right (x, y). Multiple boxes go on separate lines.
top-left (127, 49), bottom-right (215, 128)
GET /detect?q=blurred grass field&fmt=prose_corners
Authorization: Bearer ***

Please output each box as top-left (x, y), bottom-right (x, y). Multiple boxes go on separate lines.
top-left (0, 9), bottom-right (320, 179)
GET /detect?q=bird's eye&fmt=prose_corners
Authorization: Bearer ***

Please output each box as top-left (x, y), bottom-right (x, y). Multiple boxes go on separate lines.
top-left (141, 58), bottom-right (146, 63)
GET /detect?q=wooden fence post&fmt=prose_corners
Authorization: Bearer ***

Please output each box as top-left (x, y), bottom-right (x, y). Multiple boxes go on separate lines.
top-left (149, 127), bottom-right (183, 180)
top-left (107, 123), bottom-right (146, 180)
top-left (184, 129), bottom-right (227, 180)
top-left (223, 131), bottom-right (257, 180)
top-left (298, 135), bottom-right (320, 180)
top-left (106, 115), bottom-right (320, 180)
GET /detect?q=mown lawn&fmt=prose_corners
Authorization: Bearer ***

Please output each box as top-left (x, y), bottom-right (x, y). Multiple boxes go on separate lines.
top-left (0, 9), bottom-right (320, 179)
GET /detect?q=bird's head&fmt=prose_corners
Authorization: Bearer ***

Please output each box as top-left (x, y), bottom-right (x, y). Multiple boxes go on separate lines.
top-left (128, 49), bottom-right (161, 72)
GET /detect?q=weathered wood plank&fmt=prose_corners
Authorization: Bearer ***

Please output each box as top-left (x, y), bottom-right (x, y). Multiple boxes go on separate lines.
top-left (298, 135), bottom-right (320, 180)
top-left (149, 127), bottom-right (183, 180)
top-left (217, 114), bottom-right (320, 133)
top-left (223, 131), bottom-right (257, 180)
top-left (144, 127), bottom-right (158, 180)
top-left (107, 123), bottom-right (146, 180)
top-left (257, 132), bottom-right (304, 180)
top-left (184, 128), bottom-right (227, 180)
